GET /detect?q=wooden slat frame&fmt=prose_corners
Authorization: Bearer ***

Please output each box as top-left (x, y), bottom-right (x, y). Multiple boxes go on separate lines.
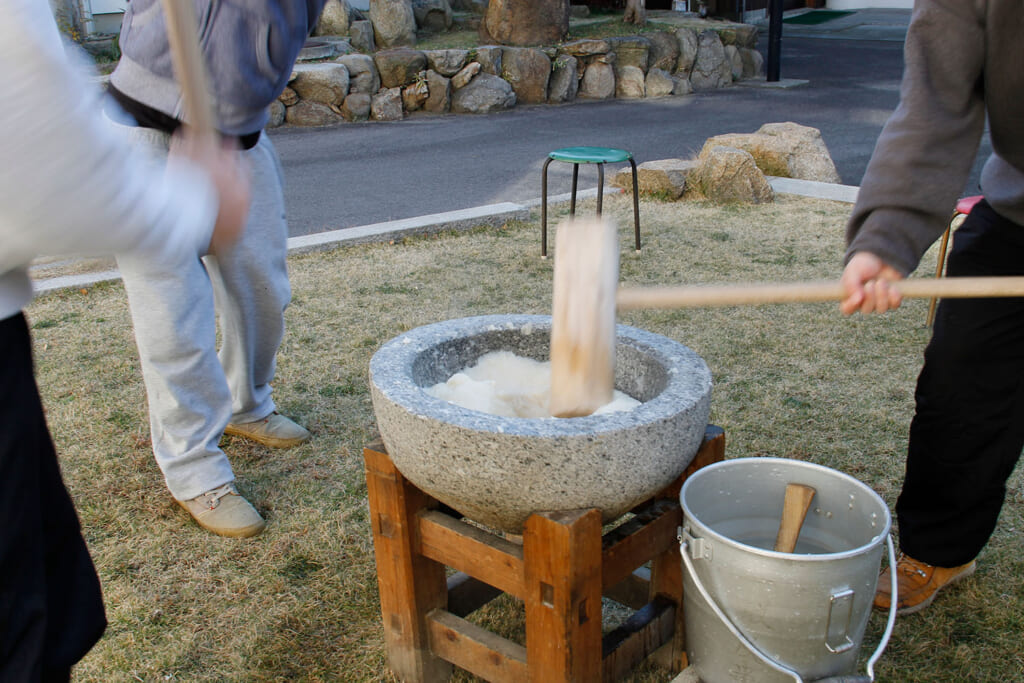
top-left (602, 567), bottom-right (653, 611)
top-left (524, 508), bottom-right (604, 682)
top-left (602, 499), bottom-right (682, 591)
top-left (364, 446), bottom-right (453, 681)
top-left (446, 573), bottom-right (504, 619)
top-left (427, 609), bottom-right (528, 682)
top-left (601, 596), bottom-right (677, 682)
top-left (364, 425), bottom-right (727, 682)
top-left (651, 424), bottom-right (726, 671)
top-left (418, 510), bottom-right (526, 598)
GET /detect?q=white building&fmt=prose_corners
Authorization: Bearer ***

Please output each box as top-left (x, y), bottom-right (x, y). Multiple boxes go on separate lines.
top-left (50, 0), bottom-right (124, 37)
top-left (86, 0), bottom-right (127, 34)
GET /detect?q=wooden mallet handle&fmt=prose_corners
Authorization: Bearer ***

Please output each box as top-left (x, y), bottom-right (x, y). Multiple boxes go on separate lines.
top-left (161, 0), bottom-right (216, 139)
top-left (774, 483), bottom-right (816, 554)
top-left (616, 277), bottom-right (1024, 310)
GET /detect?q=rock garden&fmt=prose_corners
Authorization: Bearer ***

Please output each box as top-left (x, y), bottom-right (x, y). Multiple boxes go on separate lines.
top-left (611, 121), bottom-right (842, 205)
top-left (273, 6), bottom-right (766, 126)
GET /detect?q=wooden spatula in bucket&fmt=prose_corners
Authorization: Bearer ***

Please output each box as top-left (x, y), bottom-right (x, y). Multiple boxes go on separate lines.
top-left (774, 483), bottom-right (816, 554)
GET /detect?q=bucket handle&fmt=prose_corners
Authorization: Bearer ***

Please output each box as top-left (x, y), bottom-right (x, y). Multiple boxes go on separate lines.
top-left (679, 530), bottom-right (898, 683)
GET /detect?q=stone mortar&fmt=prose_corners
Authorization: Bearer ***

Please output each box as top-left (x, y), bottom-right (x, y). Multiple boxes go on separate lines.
top-left (369, 314), bottom-right (713, 532)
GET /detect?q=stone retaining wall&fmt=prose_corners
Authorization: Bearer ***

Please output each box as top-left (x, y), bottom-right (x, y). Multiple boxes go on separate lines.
top-left (270, 20), bottom-right (764, 127)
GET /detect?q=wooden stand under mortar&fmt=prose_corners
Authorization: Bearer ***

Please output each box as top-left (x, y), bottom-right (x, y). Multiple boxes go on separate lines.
top-left (364, 424), bottom-right (726, 682)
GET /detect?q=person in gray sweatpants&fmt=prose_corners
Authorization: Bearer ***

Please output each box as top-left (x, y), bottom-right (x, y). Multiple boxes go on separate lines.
top-left (108, 0), bottom-right (326, 537)
top-left (113, 125), bottom-right (291, 506)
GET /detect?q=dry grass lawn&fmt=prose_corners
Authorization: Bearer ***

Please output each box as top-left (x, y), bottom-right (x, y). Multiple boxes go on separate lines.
top-left (27, 193), bottom-right (1023, 681)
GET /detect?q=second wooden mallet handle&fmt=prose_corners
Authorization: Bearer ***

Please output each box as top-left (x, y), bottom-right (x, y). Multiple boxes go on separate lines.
top-left (617, 277), bottom-right (1024, 310)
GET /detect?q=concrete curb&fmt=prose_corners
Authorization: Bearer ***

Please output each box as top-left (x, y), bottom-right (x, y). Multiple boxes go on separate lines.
top-left (736, 78), bottom-right (810, 90)
top-left (30, 179), bottom-right (855, 295)
top-left (287, 202), bottom-right (531, 254)
top-left (768, 176), bottom-right (859, 203)
top-left (34, 269), bottom-right (124, 295)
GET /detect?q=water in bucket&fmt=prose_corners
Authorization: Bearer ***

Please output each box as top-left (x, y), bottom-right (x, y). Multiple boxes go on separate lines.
top-left (679, 458), bottom-right (893, 683)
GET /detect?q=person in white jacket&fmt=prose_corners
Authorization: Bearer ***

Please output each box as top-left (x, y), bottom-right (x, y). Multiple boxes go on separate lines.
top-left (0, 1), bottom-right (249, 679)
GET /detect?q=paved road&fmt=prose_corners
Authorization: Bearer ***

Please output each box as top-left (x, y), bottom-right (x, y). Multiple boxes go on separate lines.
top-left (270, 34), bottom-right (992, 237)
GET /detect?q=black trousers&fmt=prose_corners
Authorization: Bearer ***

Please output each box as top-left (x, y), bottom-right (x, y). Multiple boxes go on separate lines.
top-left (0, 313), bottom-right (106, 682)
top-left (898, 199), bottom-right (1024, 567)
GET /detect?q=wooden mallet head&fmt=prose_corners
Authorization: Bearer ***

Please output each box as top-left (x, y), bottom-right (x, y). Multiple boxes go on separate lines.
top-left (549, 217), bottom-right (620, 418)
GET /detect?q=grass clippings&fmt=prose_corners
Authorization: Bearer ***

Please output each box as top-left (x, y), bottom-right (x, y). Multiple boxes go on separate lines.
top-left (28, 193), bottom-right (1023, 682)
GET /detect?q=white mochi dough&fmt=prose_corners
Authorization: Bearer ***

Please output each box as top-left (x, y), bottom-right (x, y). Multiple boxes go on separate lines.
top-left (425, 351), bottom-right (640, 418)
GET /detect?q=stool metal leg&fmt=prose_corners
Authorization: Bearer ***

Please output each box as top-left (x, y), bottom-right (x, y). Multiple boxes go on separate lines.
top-left (541, 157), bottom-right (553, 258)
top-left (630, 157), bottom-right (641, 252)
top-left (596, 163), bottom-right (604, 215)
top-left (570, 164), bottom-right (579, 217)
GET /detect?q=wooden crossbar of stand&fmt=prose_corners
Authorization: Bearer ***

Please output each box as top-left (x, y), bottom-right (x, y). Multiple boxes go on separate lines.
top-left (364, 425), bottom-right (726, 682)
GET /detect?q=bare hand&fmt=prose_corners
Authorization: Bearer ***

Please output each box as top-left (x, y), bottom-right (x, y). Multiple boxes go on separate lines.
top-left (169, 130), bottom-right (250, 254)
top-left (840, 251), bottom-right (905, 315)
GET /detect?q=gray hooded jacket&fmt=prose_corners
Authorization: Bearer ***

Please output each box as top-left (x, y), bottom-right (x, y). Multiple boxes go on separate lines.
top-left (111, 0), bottom-right (326, 137)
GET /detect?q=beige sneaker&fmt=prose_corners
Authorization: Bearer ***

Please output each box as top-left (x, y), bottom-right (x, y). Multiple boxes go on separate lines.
top-left (224, 411), bottom-right (310, 449)
top-left (178, 484), bottom-right (266, 538)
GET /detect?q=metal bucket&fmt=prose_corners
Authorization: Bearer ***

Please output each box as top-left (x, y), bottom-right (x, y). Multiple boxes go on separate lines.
top-left (679, 458), bottom-right (897, 683)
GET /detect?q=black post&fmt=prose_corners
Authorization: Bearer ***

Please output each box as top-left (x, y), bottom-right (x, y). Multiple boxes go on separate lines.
top-left (766, 0), bottom-right (783, 81)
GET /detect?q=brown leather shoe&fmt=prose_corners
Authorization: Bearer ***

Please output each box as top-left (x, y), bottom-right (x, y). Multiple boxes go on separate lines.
top-left (874, 553), bottom-right (976, 616)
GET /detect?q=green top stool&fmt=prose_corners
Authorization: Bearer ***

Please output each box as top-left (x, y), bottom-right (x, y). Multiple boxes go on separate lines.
top-left (541, 146), bottom-right (641, 258)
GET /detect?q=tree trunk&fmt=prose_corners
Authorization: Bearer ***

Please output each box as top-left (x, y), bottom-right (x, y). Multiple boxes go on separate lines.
top-left (623, 0), bottom-right (647, 26)
top-left (479, 0), bottom-right (569, 46)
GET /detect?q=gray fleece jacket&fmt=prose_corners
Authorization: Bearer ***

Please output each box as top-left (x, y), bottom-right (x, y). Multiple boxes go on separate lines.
top-left (111, 0), bottom-right (326, 137)
top-left (845, 0), bottom-right (1024, 275)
